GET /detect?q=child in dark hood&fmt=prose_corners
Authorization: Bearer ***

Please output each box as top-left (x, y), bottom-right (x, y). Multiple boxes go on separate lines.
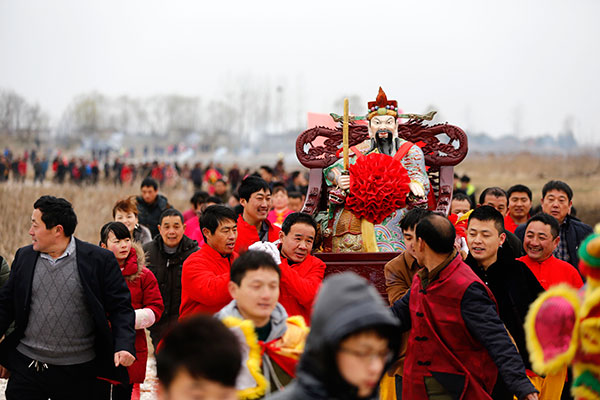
top-left (269, 272), bottom-right (400, 400)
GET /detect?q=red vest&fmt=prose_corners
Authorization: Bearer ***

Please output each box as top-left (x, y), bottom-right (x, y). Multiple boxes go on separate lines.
top-left (403, 255), bottom-right (498, 399)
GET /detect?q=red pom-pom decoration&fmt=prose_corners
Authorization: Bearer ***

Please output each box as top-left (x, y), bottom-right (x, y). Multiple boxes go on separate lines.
top-left (345, 153), bottom-right (411, 225)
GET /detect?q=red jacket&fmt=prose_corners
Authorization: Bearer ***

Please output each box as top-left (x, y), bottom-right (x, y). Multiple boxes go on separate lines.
top-left (183, 216), bottom-right (205, 247)
top-left (278, 252), bottom-right (326, 325)
top-left (518, 254), bottom-right (584, 290)
top-left (403, 255), bottom-right (498, 399)
top-left (504, 213), bottom-right (527, 234)
top-left (121, 245), bottom-right (164, 383)
top-left (234, 214), bottom-right (280, 254)
top-left (179, 244), bottom-right (238, 319)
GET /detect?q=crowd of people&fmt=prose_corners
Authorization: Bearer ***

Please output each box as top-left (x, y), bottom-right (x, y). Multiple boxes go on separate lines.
top-left (0, 156), bottom-right (596, 400)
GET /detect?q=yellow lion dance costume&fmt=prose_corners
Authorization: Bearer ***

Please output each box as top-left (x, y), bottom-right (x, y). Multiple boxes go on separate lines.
top-left (525, 226), bottom-right (600, 399)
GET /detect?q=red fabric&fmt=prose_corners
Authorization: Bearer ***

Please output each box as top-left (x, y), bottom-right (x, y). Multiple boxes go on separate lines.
top-left (121, 248), bottom-right (164, 383)
top-left (267, 208), bottom-right (293, 228)
top-left (345, 152), bottom-right (411, 224)
top-left (504, 213), bottom-right (528, 234)
top-left (518, 255), bottom-right (584, 290)
top-left (182, 208), bottom-right (197, 222)
top-left (179, 245), bottom-right (238, 319)
top-left (234, 215), bottom-right (281, 254)
top-left (183, 216), bottom-right (205, 247)
top-left (259, 339), bottom-right (299, 378)
top-left (278, 253), bottom-right (326, 325)
top-left (403, 256), bottom-right (498, 399)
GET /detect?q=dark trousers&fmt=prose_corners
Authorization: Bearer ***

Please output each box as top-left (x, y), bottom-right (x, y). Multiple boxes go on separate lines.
top-left (96, 380), bottom-right (133, 400)
top-left (5, 349), bottom-right (101, 400)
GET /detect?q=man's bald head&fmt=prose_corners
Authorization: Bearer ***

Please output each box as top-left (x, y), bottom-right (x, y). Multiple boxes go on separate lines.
top-left (415, 214), bottom-right (456, 255)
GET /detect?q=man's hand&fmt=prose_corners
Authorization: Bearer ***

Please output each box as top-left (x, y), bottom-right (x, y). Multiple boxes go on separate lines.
top-left (408, 181), bottom-right (425, 197)
top-left (338, 175), bottom-right (350, 190)
top-left (523, 393), bottom-right (539, 400)
top-left (114, 351), bottom-right (135, 367)
top-left (0, 365), bottom-right (10, 379)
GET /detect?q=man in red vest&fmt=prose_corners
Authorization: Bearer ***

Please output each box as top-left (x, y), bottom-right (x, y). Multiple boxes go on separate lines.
top-left (180, 205), bottom-right (239, 319)
top-left (234, 176), bottom-right (280, 254)
top-left (391, 214), bottom-right (538, 400)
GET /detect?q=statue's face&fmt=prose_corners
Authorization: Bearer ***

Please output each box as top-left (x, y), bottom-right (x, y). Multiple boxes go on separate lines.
top-left (368, 115), bottom-right (398, 140)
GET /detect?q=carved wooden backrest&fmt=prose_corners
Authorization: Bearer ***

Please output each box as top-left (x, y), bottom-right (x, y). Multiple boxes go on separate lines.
top-left (296, 119), bottom-right (469, 215)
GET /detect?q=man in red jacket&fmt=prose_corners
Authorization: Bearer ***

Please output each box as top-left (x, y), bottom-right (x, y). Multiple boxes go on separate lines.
top-left (276, 213), bottom-right (325, 324)
top-left (180, 205), bottom-right (239, 319)
top-left (234, 176), bottom-right (280, 254)
top-left (518, 213), bottom-right (583, 290)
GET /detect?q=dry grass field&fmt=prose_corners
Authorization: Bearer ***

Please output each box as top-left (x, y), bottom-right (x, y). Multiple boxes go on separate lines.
top-left (1, 152), bottom-right (599, 264)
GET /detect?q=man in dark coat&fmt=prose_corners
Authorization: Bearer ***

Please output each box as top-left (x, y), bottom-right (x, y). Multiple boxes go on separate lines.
top-left (144, 208), bottom-right (198, 348)
top-left (0, 195), bottom-right (136, 399)
top-left (464, 206), bottom-right (545, 399)
top-left (136, 177), bottom-right (170, 238)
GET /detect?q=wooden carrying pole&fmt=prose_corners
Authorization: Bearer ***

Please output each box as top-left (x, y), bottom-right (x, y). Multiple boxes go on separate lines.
top-left (342, 98), bottom-right (349, 171)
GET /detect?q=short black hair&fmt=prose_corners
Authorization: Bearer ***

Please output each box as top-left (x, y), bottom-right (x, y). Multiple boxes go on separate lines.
top-left (33, 195), bottom-right (78, 237)
top-left (479, 187), bottom-right (508, 206)
top-left (542, 180), bottom-right (573, 201)
top-left (230, 250), bottom-right (281, 286)
top-left (524, 213), bottom-right (560, 239)
top-left (200, 205), bottom-right (237, 241)
top-left (205, 196), bottom-right (223, 205)
top-left (215, 179), bottom-right (226, 185)
top-left (190, 191), bottom-right (209, 208)
top-left (288, 191), bottom-right (303, 200)
top-left (281, 212), bottom-right (317, 235)
top-left (451, 192), bottom-right (473, 208)
top-left (159, 208), bottom-right (183, 225)
top-left (399, 208), bottom-right (432, 232)
top-left (415, 214), bottom-right (456, 255)
top-left (100, 221), bottom-right (131, 245)
top-left (141, 177), bottom-right (158, 190)
top-left (156, 315), bottom-right (241, 389)
top-left (468, 205), bottom-right (505, 234)
top-left (259, 165), bottom-right (273, 175)
top-left (507, 184), bottom-right (532, 201)
top-left (460, 175), bottom-right (470, 183)
top-left (238, 176), bottom-right (270, 201)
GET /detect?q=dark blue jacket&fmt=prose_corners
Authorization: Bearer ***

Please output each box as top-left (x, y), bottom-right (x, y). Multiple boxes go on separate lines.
top-left (515, 214), bottom-right (593, 270)
top-left (0, 239), bottom-right (136, 384)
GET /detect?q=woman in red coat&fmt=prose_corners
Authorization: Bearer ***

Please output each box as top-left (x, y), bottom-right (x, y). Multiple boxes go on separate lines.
top-left (100, 221), bottom-right (164, 400)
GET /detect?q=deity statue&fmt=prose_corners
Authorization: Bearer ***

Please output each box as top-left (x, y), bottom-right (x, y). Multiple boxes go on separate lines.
top-left (323, 87), bottom-right (431, 252)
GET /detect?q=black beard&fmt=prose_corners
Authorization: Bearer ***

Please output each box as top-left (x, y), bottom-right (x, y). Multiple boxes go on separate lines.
top-left (375, 133), bottom-right (394, 156)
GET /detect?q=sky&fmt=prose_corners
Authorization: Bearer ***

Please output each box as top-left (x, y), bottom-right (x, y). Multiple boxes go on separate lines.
top-left (1, 0), bottom-right (599, 144)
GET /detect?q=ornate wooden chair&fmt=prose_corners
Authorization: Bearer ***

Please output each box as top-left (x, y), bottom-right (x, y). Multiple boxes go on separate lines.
top-left (296, 117), bottom-right (469, 298)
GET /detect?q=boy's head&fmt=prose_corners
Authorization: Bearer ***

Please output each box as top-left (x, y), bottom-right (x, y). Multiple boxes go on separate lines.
top-left (140, 177), bottom-right (159, 204)
top-left (466, 206), bottom-right (506, 268)
top-left (279, 212), bottom-right (317, 263)
top-left (399, 208), bottom-right (432, 259)
top-left (156, 315), bottom-right (241, 400)
top-left (238, 176), bottom-right (271, 224)
top-left (287, 191), bottom-right (305, 212)
top-left (200, 205), bottom-right (238, 256)
top-left (478, 187), bottom-right (508, 217)
top-left (228, 250), bottom-right (281, 328)
top-left (450, 192), bottom-right (473, 217)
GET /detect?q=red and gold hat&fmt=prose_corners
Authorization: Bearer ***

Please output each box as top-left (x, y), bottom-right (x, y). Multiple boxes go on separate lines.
top-left (367, 87), bottom-right (399, 120)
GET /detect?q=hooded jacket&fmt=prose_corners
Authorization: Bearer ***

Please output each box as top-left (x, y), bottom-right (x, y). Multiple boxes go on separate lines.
top-left (120, 242), bottom-right (164, 383)
top-left (269, 272), bottom-right (400, 400)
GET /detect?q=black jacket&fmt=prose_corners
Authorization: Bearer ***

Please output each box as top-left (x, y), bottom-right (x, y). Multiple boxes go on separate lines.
top-left (269, 272), bottom-right (400, 400)
top-left (465, 247), bottom-right (544, 399)
top-left (515, 214), bottom-right (593, 270)
top-left (143, 235), bottom-right (198, 341)
top-left (136, 194), bottom-right (170, 238)
top-left (0, 239), bottom-right (136, 384)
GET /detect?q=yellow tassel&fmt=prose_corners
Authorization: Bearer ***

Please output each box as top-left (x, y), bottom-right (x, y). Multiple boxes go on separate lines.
top-left (361, 218), bottom-right (378, 252)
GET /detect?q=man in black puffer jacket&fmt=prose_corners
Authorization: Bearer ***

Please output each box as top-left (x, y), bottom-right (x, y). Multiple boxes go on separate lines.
top-left (137, 177), bottom-right (170, 238)
top-left (143, 209), bottom-right (198, 348)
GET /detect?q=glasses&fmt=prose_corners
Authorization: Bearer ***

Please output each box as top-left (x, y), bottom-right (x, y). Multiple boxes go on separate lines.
top-left (339, 347), bottom-right (393, 364)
